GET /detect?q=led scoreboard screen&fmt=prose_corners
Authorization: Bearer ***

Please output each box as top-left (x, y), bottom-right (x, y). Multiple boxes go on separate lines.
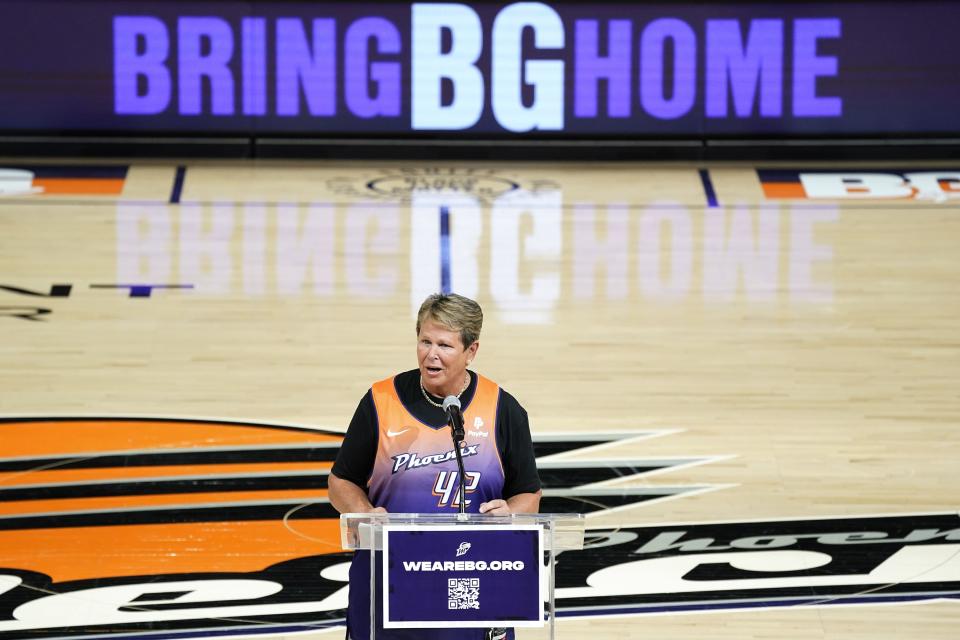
top-left (0, 1), bottom-right (957, 137)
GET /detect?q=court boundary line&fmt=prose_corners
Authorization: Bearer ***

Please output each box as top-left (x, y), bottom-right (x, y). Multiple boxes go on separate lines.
top-left (2, 197), bottom-right (960, 210)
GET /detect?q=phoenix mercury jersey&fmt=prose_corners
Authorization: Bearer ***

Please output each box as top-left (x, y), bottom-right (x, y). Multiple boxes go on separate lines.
top-left (334, 370), bottom-right (538, 640)
top-left (367, 372), bottom-right (504, 511)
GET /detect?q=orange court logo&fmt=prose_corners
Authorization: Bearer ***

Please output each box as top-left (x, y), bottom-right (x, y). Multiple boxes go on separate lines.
top-left (0, 417), bottom-right (702, 638)
top-left (3, 418), bottom-right (954, 639)
top-left (0, 417), bottom-right (349, 637)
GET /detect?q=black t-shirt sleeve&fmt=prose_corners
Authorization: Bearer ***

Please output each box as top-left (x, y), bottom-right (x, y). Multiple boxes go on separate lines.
top-left (331, 390), bottom-right (378, 489)
top-left (496, 390), bottom-right (542, 498)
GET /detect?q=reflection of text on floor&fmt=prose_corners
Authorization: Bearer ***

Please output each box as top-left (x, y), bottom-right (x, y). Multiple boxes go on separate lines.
top-left (117, 193), bottom-right (836, 323)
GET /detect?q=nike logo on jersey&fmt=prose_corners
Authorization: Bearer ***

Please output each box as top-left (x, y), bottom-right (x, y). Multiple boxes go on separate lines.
top-left (387, 428), bottom-right (411, 437)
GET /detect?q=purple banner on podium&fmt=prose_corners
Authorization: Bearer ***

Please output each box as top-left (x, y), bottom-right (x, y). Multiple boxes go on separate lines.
top-left (382, 524), bottom-right (544, 628)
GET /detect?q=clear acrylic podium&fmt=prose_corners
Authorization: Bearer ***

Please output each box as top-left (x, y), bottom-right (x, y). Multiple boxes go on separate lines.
top-left (341, 512), bottom-right (585, 639)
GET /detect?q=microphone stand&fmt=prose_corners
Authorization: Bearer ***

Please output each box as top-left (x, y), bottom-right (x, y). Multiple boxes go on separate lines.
top-left (450, 416), bottom-right (467, 516)
top-left (442, 395), bottom-right (468, 517)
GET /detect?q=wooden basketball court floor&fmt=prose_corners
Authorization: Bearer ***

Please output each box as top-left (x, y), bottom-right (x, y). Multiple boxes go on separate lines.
top-left (0, 158), bottom-right (958, 639)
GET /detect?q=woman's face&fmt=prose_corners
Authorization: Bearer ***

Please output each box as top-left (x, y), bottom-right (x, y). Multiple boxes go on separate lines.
top-left (417, 319), bottom-right (479, 397)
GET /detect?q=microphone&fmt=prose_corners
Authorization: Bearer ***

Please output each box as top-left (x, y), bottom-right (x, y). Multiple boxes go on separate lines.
top-left (442, 395), bottom-right (468, 515)
top-left (442, 395), bottom-right (465, 444)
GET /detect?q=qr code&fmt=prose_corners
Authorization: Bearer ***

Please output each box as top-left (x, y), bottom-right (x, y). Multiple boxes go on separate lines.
top-left (447, 578), bottom-right (480, 610)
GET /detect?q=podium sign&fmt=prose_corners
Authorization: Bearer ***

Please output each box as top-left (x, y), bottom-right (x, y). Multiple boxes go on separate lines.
top-left (382, 524), bottom-right (544, 629)
top-left (341, 512), bottom-right (584, 639)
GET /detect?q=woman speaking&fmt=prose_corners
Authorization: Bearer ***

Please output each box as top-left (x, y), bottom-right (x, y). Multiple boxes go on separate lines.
top-left (329, 293), bottom-right (541, 640)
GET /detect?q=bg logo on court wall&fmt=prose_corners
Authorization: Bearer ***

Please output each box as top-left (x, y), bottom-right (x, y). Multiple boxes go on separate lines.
top-left (758, 169), bottom-right (960, 201)
top-left (1, 418), bottom-right (956, 638)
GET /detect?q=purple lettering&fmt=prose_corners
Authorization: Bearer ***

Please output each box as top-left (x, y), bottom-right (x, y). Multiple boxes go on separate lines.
top-left (706, 19), bottom-right (783, 118)
top-left (276, 18), bottom-right (336, 117)
top-left (114, 16), bottom-right (171, 115)
top-left (793, 18), bottom-right (842, 117)
top-left (345, 17), bottom-right (402, 118)
top-left (242, 18), bottom-right (267, 116)
top-left (178, 17), bottom-right (235, 116)
top-left (640, 18), bottom-right (697, 120)
top-left (573, 19), bottom-right (631, 118)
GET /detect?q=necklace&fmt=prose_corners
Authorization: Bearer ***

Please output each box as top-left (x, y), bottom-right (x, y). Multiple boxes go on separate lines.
top-left (420, 372), bottom-right (471, 408)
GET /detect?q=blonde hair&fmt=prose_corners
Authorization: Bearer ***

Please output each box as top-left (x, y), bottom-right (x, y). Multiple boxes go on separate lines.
top-left (416, 293), bottom-right (483, 348)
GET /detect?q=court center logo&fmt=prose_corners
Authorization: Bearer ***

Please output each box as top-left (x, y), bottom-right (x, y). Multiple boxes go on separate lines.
top-left (325, 167), bottom-right (560, 203)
